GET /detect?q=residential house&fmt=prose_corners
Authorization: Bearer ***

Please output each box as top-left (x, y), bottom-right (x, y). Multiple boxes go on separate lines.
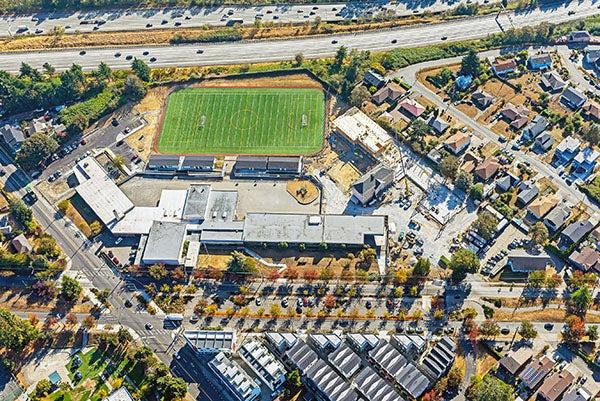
top-left (364, 70), bottom-right (386, 89)
top-left (11, 234), bottom-right (32, 253)
top-left (498, 347), bottom-right (534, 379)
top-left (368, 340), bottom-right (408, 382)
top-left (474, 157), bottom-right (501, 182)
top-left (500, 103), bottom-right (529, 130)
top-left (103, 387), bottom-right (135, 401)
top-left (560, 220), bottom-right (594, 249)
top-left (522, 115), bottom-right (549, 141)
top-left (421, 336), bottom-right (456, 379)
top-left (516, 181), bottom-right (539, 207)
top-left (568, 30), bottom-right (591, 44)
top-left (0, 124), bottom-right (25, 154)
top-left (444, 132), bottom-right (471, 155)
top-left (372, 82), bottom-right (405, 105)
top-left (492, 58), bottom-right (518, 76)
top-left (455, 75), bottom-right (472, 91)
top-left (428, 116), bottom-right (449, 135)
top-left (308, 333), bottom-right (342, 353)
top-left (352, 164), bottom-right (394, 206)
top-left (304, 360), bottom-right (359, 401)
top-left (572, 147), bottom-right (599, 180)
top-left (544, 205), bottom-right (571, 233)
top-left (582, 100), bottom-right (600, 122)
top-left (285, 340), bottom-right (318, 374)
top-left (496, 172), bottom-right (521, 192)
top-left (328, 343), bottom-right (362, 379)
top-left (553, 136), bottom-right (581, 165)
top-left (585, 46), bottom-right (600, 64)
top-left (569, 247), bottom-right (600, 273)
top-left (472, 90), bottom-right (494, 109)
top-left (461, 152), bottom-right (481, 174)
top-left (392, 334), bottom-right (426, 359)
top-left (519, 356), bottom-right (554, 390)
top-left (208, 352), bottom-right (261, 401)
top-left (238, 340), bottom-right (286, 397)
top-left (0, 214), bottom-right (11, 235)
top-left (540, 71), bottom-right (567, 93)
top-left (507, 251), bottom-right (553, 272)
top-left (527, 193), bottom-right (560, 220)
top-left (561, 86), bottom-right (587, 110)
top-left (562, 388), bottom-right (592, 401)
top-left (396, 362), bottom-right (431, 399)
top-left (265, 332), bottom-right (298, 355)
top-left (347, 334), bottom-right (381, 353)
top-left (537, 370), bottom-right (574, 401)
top-left (354, 367), bottom-right (404, 401)
top-left (398, 98), bottom-right (426, 119)
top-left (27, 117), bottom-right (49, 136)
top-left (534, 132), bottom-right (554, 152)
top-left (528, 53), bottom-right (553, 70)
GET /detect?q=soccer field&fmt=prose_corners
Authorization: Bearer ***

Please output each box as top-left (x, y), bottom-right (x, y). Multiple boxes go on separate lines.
top-left (157, 87), bottom-right (326, 155)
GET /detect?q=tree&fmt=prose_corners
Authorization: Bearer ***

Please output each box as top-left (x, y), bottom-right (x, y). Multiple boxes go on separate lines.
top-left (449, 248), bottom-right (480, 281)
top-left (455, 171), bottom-right (473, 191)
top-left (582, 123), bottom-right (600, 146)
top-left (323, 294), bottom-right (336, 309)
top-left (0, 308), bottom-right (40, 352)
top-left (60, 275), bottom-right (82, 301)
top-left (270, 304), bottom-right (281, 317)
top-left (479, 319), bottom-right (500, 338)
top-left (156, 375), bottom-right (187, 401)
top-left (42, 62), bottom-right (56, 75)
top-left (15, 133), bottom-right (59, 170)
top-left (470, 183), bottom-right (484, 200)
top-left (286, 369), bottom-right (302, 394)
top-left (529, 222), bottom-right (548, 246)
top-left (10, 199), bottom-right (33, 228)
top-left (349, 85), bottom-right (371, 107)
top-left (527, 270), bottom-right (546, 287)
top-left (518, 320), bottom-right (537, 340)
top-left (467, 375), bottom-right (514, 401)
top-left (460, 49), bottom-right (481, 78)
top-left (32, 280), bottom-right (57, 299)
top-left (294, 53), bottom-right (304, 66)
top-left (89, 221), bottom-right (102, 236)
top-left (124, 74), bottom-right (147, 101)
top-left (65, 312), bottom-right (78, 326)
top-left (94, 62), bottom-right (112, 81)
top-left (32, 379), bottom-right (52, 398)
top-left (334, 46), bottom-right (348, 70)
top-left (564, 315), bottom-right (585, 342)
top-left (569, 287), bottom-right (592, 315)
top-left (439, 155), bottom-right (461, 179)
top-left (82, 315), bottom-right (96, 330)
top-left (413, 257), bottom-right (431, 277)
top-left (473, 211), bottom-right (498, 241)
top-left (587, 325), bottom-right (599, 341)
top-left (228, 251), bottom-right (257, 275)
top-left (447, 365), bottom-right (464, 390)
top-left (149, 264), bottom-right (167, 280)
top-left (132, 58), bottom-right (151, 81)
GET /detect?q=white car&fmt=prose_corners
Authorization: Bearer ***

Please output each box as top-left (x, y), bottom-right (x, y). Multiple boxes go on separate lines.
top-left (115, 237), bottom-right (123, 245)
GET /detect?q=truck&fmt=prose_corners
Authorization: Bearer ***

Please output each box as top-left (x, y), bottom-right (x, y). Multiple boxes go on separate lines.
top-left (164, 313), bottom-right (184, 322)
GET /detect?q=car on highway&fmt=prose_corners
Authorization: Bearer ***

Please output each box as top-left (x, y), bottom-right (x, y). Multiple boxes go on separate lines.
top-left (331, 40), bottom-right (338, 44)
top-left (150, 57), bottom-right (157, 62)
top-left (365, 300), bottom-right (372, 309)
top-left (500, 328), bottom-right (510, 335)
top-left (143, 51), bottom-right (149, 56)
top-left (114, 52), bottom-right (121, 57)
top-left (391, 39), bottom-right (397, 44)
top-left (568, 10), bottom-right (575, 15)
top-left (196, 49), bottom-right (204, 54)
top-left (544, 323), bottom-right (554, 331)
top-left (146, 23), bottom-right (152, 28)
top-left (126, 55), bottom-right (133, 60)
top-left (255, 298), bottom-right (261, 306)
top-left (441, 36), bottom-right (448, 40)
top-left (124, 299), bottom-right (132, 307)
top-left (145, 322), bottom-right (153, 330)
top-left (79, 50), bottom-right (86, 55)
top-left (174, 21), bottom-right (181, 26)
top-left (281, 299), bottom-right (289, 307)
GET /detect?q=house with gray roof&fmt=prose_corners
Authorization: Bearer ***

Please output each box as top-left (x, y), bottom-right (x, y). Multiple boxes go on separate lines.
top-left (305, 359), bottom-right (359, 401)
top-left (364, 70), bottom-right (386, 89)
top-left (560, 220), bottom-right (594, 250)
top-left (395, 362), bottom-right (431, 399)
top-left (507, 251), bottom-right (553, 273)
top-left (540, 71), bottom-right (566, 93)
top-left (328, 343), bottom-right (362, 379)
top-left (544, 205), bottom-right (571, 233)
top-left (427, 116), bottom-right (449, 135)
top-left (421, 337), bottom-right (455, 379)
top-left (208, 352), bottom-right (261, 401)
top-left (184, 330), bottom-right (236, 354)
top-left (352, 164), bottom-right (394, 205)
top-left (0, 124), bottom-right (25, 154)
top-left (534, 132), bottom-right (554, 152)
top-left (522, 115), bottom-right (549, 141)
top-left (147, 154), bottom-right (181, 171)
top-left (239, 340), bottom-right (286, 396)
top-left (516, 182), bottom-right (539, 207)
top-left (354, 366), bottom-right (405, 401)
top-left (561, 87), bottom-right (587, 110)
top-left (368, 340), bottom-right (408, 382)
top-left (472, 90), bottom-right (494, 109)
top-left (285, 340), bottom-right (319, 374)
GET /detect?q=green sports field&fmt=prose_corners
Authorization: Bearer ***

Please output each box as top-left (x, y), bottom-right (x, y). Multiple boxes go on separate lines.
top-left (157, 87), bottom-right (326, 155)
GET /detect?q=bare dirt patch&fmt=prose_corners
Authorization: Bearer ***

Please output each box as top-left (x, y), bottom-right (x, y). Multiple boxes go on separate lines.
top-left (129, 86), bottom-right (172, 161)
top-left (456, 103), bottom-right (479, 119)
top-left (327, 161), bottom-right (361, 193)
top-left (193, 73), bottom-right (322, 89)
top-left (287, 180), bottom-right (320, 205)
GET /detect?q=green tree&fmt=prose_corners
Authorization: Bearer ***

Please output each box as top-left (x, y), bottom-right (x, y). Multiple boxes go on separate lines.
top-left (455, 171), bottom-right (473, 191)
top-left (529, 222), bottom-right (548, 246)
top-left (32, 379), bottom-right (52, 399)
top-left (518, 320), bottom-right (537, 340)
top-left (61, 275), bottom-right (82, 301)
top-left (569, 287), bottom-right (592, 315)
top-left (149, 264), bottom-right (167, 280)
top-left (124, 74), bottom-right (147, 101)
top-left (15, 133), bottom-right (59, 170)
top-left (9, 199), bottom-right (33, 228)
top-left (473, 211), bottom-right (498, 241)
top-left (470, 183), bottom-right (484, 200)
top-left (132, 58), bottom-right (151, 82)
top-left (334, 46), bottom-right (348, 70)
top-left (479, 319), bottom-right (500, 337)
top-left (447, 365), bottom-right (464, 390)
top-left (449, 248), bottom-right (480, 281)
top-left (587, 325), bottom-right (598, 341)
top-left (156, 375), bottom-right (187, 401)
top-left (0, 308), bottom-right (40, 352)
top-left (413, 257), bottom-right (431, 277)
top-left (582, 123), bottom-right (600, 146)
top-left (527, 270), bottom-right (546, 287)
top-left (467, 375), bottom-right (514, 401)
top-left (439, 155), bottom-right (461, 179)
top-left (94, 62), bottom-right (112, 81)
top-left (460, 49), bottom-right (482, 78)
top-left (228, 251), bottom-right (257, 275)
top-left (294, 52), bottom-right (304, 66)
top-left (349, 85), bottom-right (371, 107)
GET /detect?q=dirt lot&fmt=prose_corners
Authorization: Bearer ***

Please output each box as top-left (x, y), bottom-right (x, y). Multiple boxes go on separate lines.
top-left (287, 180), bottom-right (320, 205)
top-left (0, 287), bottom-right (92, 314)
top-left (193, 73), bottom-right (322, 89)
top-left (327, 161), bottom-right (361, 193)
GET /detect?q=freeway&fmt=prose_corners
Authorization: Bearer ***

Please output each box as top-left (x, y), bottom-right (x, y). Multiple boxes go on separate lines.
top-left (0, 0), bottom-right (596, 73)
top-left (0, 0), bottom-right (495, 37)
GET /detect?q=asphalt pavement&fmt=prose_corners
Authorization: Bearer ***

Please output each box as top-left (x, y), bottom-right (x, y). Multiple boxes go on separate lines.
top-left (0, 0), bottom-right (596, 73)
top-left (1, 0), bottom-right (496, 37)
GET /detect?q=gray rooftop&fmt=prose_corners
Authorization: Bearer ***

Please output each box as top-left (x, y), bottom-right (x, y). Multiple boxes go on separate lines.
top-left (305, 359), bottom-right (359, 401)
top-left (205, 190), bottom-right (238, 223)
top-left (181, 155), bottom-right (215, 169)
top-left (355, 366), bottom-right (405, 401)
top-left (369, 340), bottom-right (407, 374)
top-left (422, 337), bottom-right (456, 379)
top-left (184, 330), bottom-right (236, 352)
top-left (148, 154), bottom-right (181, 166)
top-left (562, 220), bottom-right (594, 244)
top-left (142, 221), bottom-right (187, 264)
top-left (396, 362), bottom-right (431, 398)
top-left (182, 185), bottom-right (211, 220)
top-left (328, 343), bottom-right (362, 379)
top-left (286, 340), bottom-right (319, 373)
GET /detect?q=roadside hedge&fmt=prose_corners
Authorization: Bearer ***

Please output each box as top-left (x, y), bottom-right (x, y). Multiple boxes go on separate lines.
top-left (59, 86), bottom-right (124, 133)
top-left (171, 28), bottom-right (243, 44)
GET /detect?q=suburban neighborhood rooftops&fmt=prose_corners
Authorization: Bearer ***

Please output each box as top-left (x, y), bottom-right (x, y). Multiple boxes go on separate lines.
top-left (561, 86), bottom-right (587, 109)
top-left (305, 359), bottom-right (359, 401)
top-left (517, 182), bottom-right (540, 206)
top-left (444, 132), bottom-right (470, 153)
top-left (544, 205), bottom-right (571, 231)
top-left (142, 221), bottom-right (187, 264)
top-left (347, 333), bottom-right (381, 351)
top-left (286, 340), bottom-right (318, 373)
top-left (396, 362), bottom-right (431, 398)
top-left (499, 348), bottom-right (534, 375)
top-left (472, 90), bottom-right (494, 107)
top-left (556, 136), bottom-right (581, 154)
top-left (354, 366), bottom-right (405, 401)
top-left (501, 103), bottom-right (529, 122)
top-left (527, 193), bottom-right (560, 219)
top-left (364, 70), bottom-right (386, 88)
top-left (541, 71), bottom-right (567, 92)
top-left (568, 30), bottom-right (591, 42)
top-left (519, 355), bottom-right (554, 389)
top-left (11, 234), bottom-right (32, 253)
top-left (538, 370), bottom-right (575, 401)
top-left (523, 115), bottom-right (549, 138)
top-left (372, 82), bottom-right (405, 105)
top-left (562, 220), bottom-right (594, 244)
top-left (562, 388), bottom-right (591, 401)
top-left (421, 336), bottom-right (456, 379)
top-left (475, 157), bottom-right (500, 181)
top-left (369, 340), bottom-right (408, 374)
top-left (569, 247), bottom-right (600, 272)
top-left (492, 58), bottom-right (517, 73)
top-left (74, 157), bottom-right (134, 226)
top-left (583, 100), bottom-right (600, 121)
top-left (328, 343), bottom-right (362, 379)
top-left (0, 124), bottom-right (25, 149)
top-left (529, 53), bottom-right (552, 66)
top-left (266, 332), bottom-right (298, 351)
top-left (184, 330), bottom-right (236, 353)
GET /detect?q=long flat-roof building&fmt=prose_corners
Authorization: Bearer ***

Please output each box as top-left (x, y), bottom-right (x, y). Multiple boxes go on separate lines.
top-left (333, 107), bottom-right (393, 157)
top-left (184, 330), bottom-right (236, 354)
top-left (74, 157), bottom-right (134, 226)
top-left (141, 221), bottom-right (187, 265)
top-left (208, 352), bottom-right (261, 401)
top-left (238, 340), bottom-right (286, 396)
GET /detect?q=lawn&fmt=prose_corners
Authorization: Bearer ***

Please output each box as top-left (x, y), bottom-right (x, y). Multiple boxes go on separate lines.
top-left (157, 87), bottom-right (326, 155)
